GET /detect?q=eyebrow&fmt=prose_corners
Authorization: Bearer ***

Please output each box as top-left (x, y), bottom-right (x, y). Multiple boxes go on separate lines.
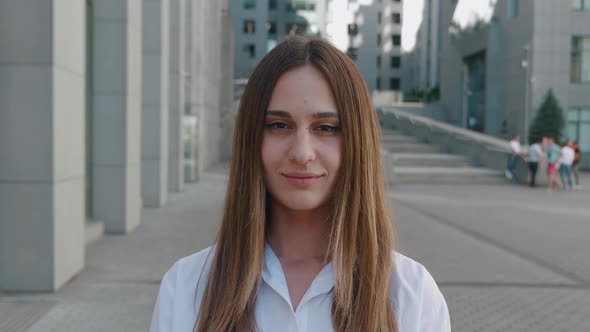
top-left (266, 110), bottom-right (339, 119)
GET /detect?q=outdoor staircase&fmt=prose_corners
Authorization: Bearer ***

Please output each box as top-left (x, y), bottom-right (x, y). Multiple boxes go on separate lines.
top-left (382, 129), bottom-right (504, 185)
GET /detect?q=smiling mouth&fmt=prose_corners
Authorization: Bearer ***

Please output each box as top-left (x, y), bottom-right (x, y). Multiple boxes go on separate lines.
top-left (282, 173), bottom-right (324, 187)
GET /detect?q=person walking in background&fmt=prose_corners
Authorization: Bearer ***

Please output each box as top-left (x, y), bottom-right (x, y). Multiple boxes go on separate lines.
top-left (558, 140), bottom-right (575, 190)
top-left (506, 134), bottom-right (522, 181)
top-left (572, 141), bottom-right (582, 189)
top-left (526, 138), bottom-right (544, 187)
top-left (545, 136), bottom-right (561, 192)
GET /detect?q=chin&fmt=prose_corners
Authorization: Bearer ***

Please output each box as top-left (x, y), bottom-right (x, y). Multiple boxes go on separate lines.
top-left (273, 192), bottom-right (331, 211)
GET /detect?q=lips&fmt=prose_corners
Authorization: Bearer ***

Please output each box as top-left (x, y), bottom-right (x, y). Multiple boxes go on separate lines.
top-left (282, 172), bottom-right (324, 187)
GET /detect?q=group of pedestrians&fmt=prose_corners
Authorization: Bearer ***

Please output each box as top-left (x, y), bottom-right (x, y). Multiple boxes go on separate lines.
top-left (506, 134), bottom-right (582, 191)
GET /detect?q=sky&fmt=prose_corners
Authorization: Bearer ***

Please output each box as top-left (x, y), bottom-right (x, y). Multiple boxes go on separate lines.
top-left (402, 0), bottom-right (496, 51)
top-left (326, 0), bottom-right (496, 52)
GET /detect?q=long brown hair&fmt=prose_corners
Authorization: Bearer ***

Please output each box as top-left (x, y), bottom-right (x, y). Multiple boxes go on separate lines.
top-left (195, 36), bottom-right (397, 332)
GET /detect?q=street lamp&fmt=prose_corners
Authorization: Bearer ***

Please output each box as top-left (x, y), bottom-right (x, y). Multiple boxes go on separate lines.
top-left (521, 44), bottom-right (531, 145)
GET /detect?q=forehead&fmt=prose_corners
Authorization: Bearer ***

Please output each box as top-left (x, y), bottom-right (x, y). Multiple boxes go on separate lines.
top-left (267, 64), bottom-right (337, 113)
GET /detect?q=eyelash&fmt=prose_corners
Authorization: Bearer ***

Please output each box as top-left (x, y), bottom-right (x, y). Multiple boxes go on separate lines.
top-left (265, 121), bottom-right (340, 133)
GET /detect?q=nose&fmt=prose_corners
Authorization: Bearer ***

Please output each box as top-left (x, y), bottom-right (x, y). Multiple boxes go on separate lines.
top-left (288, 129), bottom-right (316, 165)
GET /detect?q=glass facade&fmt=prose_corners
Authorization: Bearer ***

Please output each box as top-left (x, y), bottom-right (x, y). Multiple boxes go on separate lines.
top-left (286, 0), bottom-right (317, 11)
top-left (571, 36), bottom-right (590, 83)
top-left (567, 108), bottom-right (590, 152)
top-left (243, 0), bottom-right (256, 10)
top-left (572, 0), bottom-right (590, 11)
top-left (464, 52), bottom-right (486, 132)
top-left (507, 0), bottom-right (519, 19)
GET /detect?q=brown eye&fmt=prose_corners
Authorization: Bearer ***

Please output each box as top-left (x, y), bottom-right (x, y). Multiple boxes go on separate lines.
top-left (316, 125), bottom-right (339, 132)
top-left (266, 122), bottom-right (289, 130)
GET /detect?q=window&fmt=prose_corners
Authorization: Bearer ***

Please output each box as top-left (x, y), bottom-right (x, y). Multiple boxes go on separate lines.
top-left (392, 13), bottom-right (401, 24)
top-left (378, 11), bottom-right (382, 24)
top-left (243, 0), bottom-right (256, 10)
top-left (347, 47), bottom-right (358, 60)
top-left (571, 36), bottom-right (590, 83)
top-left (348, 24), bottom-right (359, 36)
top-left (572, 0), bottom-right (590, 10)
top-left (507, 0), bottom-right (519, 18)
top-left (286, 22), bottom-right (308, 35)
top-left (391, 56), bottom-right (401, 68)
top-left (243, 20), bottom-right (255, 34)
top-left (377, 55), bottom-right (381, 68)
top-left (390, 77), bottom-right (400, 90)
top-left (377, 77), bottom-right (381, 90)
top-left (392, 34), bottom-right (401, 46)
top-left (267, 21), bottom-right (277, 39)
top-left (377, 33), bottom-right (381, 45)
top-left (566, 108), bottom-right (590, 152)
top-left (287, 0), bottom-right (317, 11)
top-left (269, 0), bottom-right (277, 10)
top-left (243, 44), bottom-right (256, 59)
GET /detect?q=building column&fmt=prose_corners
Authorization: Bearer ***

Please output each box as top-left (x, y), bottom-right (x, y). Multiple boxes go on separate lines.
top-left (187, 0), bottom-right (204, 182)
top-left (220, 1), bottom-right (235, 163)
top-left (92, 0), bottom-right (142, 233)
top-left (142, 0), bottom-right (169, 207)
top-left (168, 0), bottom-right (185, 192)
top-left (0, 0), bottom-right (86, 291)
top-left (193, 0), bottom-right (224, 175)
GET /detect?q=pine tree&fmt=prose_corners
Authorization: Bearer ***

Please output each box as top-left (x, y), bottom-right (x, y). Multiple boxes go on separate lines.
top-left (528, 89), bottom-right (565, 144)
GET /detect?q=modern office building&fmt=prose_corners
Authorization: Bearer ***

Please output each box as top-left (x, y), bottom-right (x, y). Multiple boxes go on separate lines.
top-left (342, 0), bottom-right (403, 91)
top-left (402, 0), bottom-right (455, 92)
top-left (0, 0), bottom-right (234, 292)
top-left (230, 0), bottom-right (404, 93)
top-left (439, 0), bottom-right (590, 167)
top-left (230, 0), bottom-right (328, 79)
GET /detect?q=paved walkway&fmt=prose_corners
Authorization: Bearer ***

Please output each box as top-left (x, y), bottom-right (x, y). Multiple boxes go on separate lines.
top-left (1, 169), bottom-right (590, 331)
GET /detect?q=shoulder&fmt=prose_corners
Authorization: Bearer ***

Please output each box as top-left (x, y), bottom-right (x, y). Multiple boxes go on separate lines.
top-left (162, 246), bottom-right (215, 291)
top-left (150, 246), bottom-right (215, 332)
top-left (389, 252), bottom-right (451, 332)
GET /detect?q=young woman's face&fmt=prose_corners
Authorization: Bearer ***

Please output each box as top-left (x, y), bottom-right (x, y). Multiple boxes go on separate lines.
top-left (262, 64), bottom-right (342, 211)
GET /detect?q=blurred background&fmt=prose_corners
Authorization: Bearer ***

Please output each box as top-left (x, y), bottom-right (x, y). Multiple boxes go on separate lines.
top-left (0, 0), bottom-right (589, 331)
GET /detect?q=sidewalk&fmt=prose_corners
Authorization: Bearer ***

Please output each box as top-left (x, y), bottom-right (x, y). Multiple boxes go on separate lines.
top-left (1, 169), bottom-right (589, 331)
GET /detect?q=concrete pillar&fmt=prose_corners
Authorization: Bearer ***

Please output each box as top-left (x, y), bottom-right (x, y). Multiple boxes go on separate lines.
top-left (220, 1), bottom-right (235, 163)
top-left (92, 0), bottom-right (143, 233)
top-left (193, 0), bottom-right (225, 175)
top-left (187, 0), bottom-right (203, 182)
top-left (142, 0), bottom-right (169, 207)
top-left (168, 0), bottom-right (185, 192)
top-left (0, 0), bottom-right (86, 291)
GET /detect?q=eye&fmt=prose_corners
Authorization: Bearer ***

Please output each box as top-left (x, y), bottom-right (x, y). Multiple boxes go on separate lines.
top-left (266, 121), bottom-right (289, 130)
top-left (316, 124), bottom-right (339, 133)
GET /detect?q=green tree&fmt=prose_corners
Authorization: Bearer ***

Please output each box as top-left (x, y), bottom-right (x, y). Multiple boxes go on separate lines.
top-left (528, 89), bottom-right (565, 143)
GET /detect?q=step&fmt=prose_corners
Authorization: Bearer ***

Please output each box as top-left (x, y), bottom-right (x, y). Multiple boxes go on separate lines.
top-left (383, 143), bottom-right (441, 153)
top-left (381, 135), bottom-right (420, 144)
top-left (390, 166), bottom-right (504, 185)
top-left (391, 153), bottom-right (472, 167)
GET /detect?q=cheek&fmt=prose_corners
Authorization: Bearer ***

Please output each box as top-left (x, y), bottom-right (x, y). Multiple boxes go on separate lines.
top-left (261, 135), bottom-right (283, 171)
top-left (320, 139), bottom-right (343, 173)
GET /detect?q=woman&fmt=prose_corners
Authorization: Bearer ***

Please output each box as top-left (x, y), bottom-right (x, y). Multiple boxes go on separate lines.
top-left (150, 36), bottom-right (450, 332)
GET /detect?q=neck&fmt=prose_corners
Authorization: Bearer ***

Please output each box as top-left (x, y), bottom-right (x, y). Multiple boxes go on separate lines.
top-left (267, 200), bottom-right (331, 261)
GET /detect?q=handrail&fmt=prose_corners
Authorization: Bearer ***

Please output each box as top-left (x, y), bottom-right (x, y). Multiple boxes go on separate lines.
top-left (379, 106), bottom-right (511, 152)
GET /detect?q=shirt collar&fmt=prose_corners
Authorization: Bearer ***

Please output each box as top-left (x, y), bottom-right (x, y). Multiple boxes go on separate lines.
top-left (262, 242), bottom-right (335, 311)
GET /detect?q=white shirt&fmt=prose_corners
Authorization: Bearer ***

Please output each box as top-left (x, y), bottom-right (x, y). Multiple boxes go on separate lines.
top-left (510, 140), bottom-right (521, 154)
top-left (150, 244), bottom-right (451, 332)
top-left (559, 146), bottom-right (575, 166)
top-left (527, 143), bottom-right (542, 162)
